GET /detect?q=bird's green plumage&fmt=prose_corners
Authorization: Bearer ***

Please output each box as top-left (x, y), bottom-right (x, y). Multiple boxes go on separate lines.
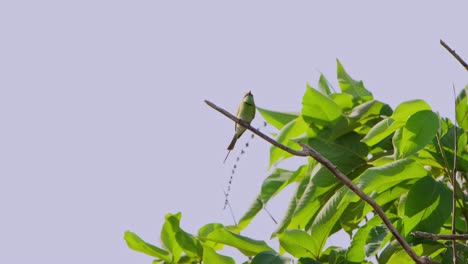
top-left (224, 91), bottom-right (256, 163)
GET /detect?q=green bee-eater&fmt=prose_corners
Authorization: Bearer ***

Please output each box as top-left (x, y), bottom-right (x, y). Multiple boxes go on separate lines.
top-left (224, 91), bottom-right (256, 163)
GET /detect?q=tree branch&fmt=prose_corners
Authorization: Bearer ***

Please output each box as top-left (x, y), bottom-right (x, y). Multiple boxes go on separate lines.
top-left (411, 231), bottom-right (468, 241)
top-left (205, 99), bottom-right (434, 264)
top-left (440, 39), bottom-right (468, 71)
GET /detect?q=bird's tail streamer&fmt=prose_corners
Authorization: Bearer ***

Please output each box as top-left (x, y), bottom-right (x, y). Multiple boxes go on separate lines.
top-left (223, 121), bottom-right (268, 214)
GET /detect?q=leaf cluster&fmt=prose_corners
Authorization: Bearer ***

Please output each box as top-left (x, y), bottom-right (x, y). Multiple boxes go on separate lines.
top-left (125, 60), bottom-right (468, 263)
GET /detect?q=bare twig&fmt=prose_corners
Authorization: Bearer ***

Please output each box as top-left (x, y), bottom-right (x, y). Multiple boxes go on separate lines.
top-left (205, 100), bottom-right (433, 264)
top-left (440, 39), bottom-right (468, 71)
top-left (412, 231), bottom-right (468, 241)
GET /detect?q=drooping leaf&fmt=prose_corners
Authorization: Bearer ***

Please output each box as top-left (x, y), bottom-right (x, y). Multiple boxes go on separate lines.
top-left (199, 224), bottom-right (274, 256)
top-left (124, 231), bottom-right (171, 262)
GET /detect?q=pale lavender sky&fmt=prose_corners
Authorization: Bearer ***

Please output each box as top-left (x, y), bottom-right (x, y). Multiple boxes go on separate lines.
top-left (0, 1), bottom-right (467, 263)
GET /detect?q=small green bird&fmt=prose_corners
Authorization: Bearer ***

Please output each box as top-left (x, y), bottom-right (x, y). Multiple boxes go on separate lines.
top-left (224, 91), bottom-right (256, 163)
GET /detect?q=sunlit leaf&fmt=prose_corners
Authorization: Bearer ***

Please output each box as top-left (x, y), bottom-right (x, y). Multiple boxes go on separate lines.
top-left (337, 59), bottom-right (373, 103)
top-left (302, 84), bottom-right (343, 126)
top-left (257, 107), bottom-right (299, 130)
top-left (199, 224), bottom-right (274, 256)
top-left (394, 110), bottom-right (439, 159)
top-left (124, 231), bottom-right (171, 262)
top-left (202, 246), bottom-right (235, 264)
top-left (278, 229), bottom-right (317, 259)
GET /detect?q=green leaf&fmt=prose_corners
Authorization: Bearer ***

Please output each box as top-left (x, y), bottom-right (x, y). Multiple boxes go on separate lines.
top-left (456, 85), bottom-right (468, 130)
top-left (339, 200), bottom-right (366, 236)
top-left (336, 59), bottom-right (373, 103)
top-left (175, 230), bottom-right (202, 258)
top-left (349, 159), bottom-right (427, 202)
top-left (269, 117), bottom-right (307, 167)
top-left (387, 243), bottom-right (446, 264)
top-left (318, 73), bottom-right (332, 95)
top-left (199, 224), bottom-right (274, 256)
top-left (236, 166), bottom-right (307, 231)
top-left (330, 93), bottom-right (354, 111)
top-left (251, 251), bottom-right (289, 264)
top-left (278, 229), bottom-right (317, 259)
top-left (362, 100), bottom-right (431, 146)
top-left (393, 110), bottom-right (439, 159)
top-left (257, 107), bottom-right (299, 130)
top-left (302, 84), bottom-right (343, 126)
top-left (124, 231), bottom-right (171, 262)
top-left (365, 224), bottom-right (389, 258)
top-left (160, 213), bottom-right (183, 262)
top-left (260, 166), bottom-right (307, 203)
top-left (202, 246), bottom-right (235, 264)
top-left (392, 99), bottom-right (432, 121)
top-left (402, 176), bottom-right (452, 235)
top-left (272, 166), bottom-right (313, 236)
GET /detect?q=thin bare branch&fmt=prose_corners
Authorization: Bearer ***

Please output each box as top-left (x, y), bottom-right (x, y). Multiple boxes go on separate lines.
top-left (205, 99), bottom-right (434, 264)
top-left (440, 39), bottom-right (468, 71)
top-left (204, 100), bottom-right (308, 157)
top-left (412, 231), bottom-right (468, 241)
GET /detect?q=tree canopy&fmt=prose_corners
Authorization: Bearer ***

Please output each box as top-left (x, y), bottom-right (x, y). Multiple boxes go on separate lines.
top-left (125, 59), bottom-right (468, 264)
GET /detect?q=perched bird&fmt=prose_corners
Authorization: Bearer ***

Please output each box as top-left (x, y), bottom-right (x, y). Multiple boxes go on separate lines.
top-left (224, 91), bottom-right (256, 163)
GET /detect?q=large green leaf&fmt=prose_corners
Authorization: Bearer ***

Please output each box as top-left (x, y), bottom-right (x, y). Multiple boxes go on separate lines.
top-left (302, 84), bottom-right (343, 126)
top-left (362, 100), bottom-right (431, 146)
top-left (337, 59), bottom-right (373, 103)
top-left (278, 229), bottom-right (318, 259)
top-left (257, 107), bottom-right (299, 130)
top-left (199, 223), bottom-right (274, 256)
top-left (349, 159), bottom-right (427, 202)
top-left (393, 110), bottom-right (439, 159)
top-left (124, 231), bottom-right (171, 262)
top-left (402, 176), bottom-right (452, 236)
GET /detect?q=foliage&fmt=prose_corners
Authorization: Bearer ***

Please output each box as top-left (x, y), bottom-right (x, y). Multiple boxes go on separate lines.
top-left (124, 60), bottom-right (468, 263)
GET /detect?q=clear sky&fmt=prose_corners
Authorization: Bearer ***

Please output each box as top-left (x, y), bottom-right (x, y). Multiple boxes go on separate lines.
top-left (1, 1), bottom-right (467, 263)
